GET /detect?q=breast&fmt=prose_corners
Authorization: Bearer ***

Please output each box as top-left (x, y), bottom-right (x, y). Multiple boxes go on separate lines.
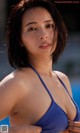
top-left (35, 101), bottom-right (68, 133)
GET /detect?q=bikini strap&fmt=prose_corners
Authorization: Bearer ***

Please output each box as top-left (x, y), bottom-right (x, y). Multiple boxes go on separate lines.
top-left (54, 71), bottom-right (79, 110)
top-left (28, 64), bottom-right (53, 101)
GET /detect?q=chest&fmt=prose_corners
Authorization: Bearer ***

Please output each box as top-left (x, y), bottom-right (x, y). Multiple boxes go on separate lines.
top-left (10, 76), bottom-right (77, 125)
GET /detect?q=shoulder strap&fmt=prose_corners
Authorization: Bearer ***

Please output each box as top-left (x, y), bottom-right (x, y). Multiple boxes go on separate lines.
top-left (54, 71), bottom-right (79, 116)
top-left (28, 64), bottom-right (53, 101)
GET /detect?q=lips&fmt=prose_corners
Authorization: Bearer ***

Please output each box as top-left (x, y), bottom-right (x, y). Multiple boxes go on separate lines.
top-left (39, 42), bottom-right (51, 49)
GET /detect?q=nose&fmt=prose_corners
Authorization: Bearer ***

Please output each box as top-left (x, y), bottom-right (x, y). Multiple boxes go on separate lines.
top-left (39, 30), bottom-right (48, 40)
top-left (40, 35), bottom-right (47, 40)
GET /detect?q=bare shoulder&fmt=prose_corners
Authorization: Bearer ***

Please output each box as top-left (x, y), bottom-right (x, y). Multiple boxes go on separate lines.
top-left (0, 70), bottom-right (21, 119)
top-left (54, 71), bottom-right (72, 97)
top-left (0, 68), bottom-right (31, 119)
top-left (0, 70), bottom-right (21, 99)
top-left (0, 68), bottom-right (31, 93)
top-left (54, 71), bottom-right (68, 81)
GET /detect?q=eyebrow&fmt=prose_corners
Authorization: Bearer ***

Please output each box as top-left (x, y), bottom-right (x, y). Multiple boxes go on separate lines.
top-left (26, 20), bottom-right (53, 26)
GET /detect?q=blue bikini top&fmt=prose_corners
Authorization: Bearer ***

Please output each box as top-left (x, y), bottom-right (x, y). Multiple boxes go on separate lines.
top-left (29, 65), bottom-right (80, 133)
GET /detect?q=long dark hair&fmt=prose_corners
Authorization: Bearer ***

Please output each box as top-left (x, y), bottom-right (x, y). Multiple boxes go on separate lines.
top-left (7, 0), bottom-right (68, 68)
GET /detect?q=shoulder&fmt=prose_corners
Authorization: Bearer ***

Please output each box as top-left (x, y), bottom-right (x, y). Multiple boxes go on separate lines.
top-left (0, 68), bottom-right (32, 100)
top-left (54, 71), bottom-right (72, 97)
top-left (54, 70), bottom-right (68, 81)
top-left (0, 70), bottom-right (22, 98)
top-left (0, 68), bottom-right (33, 118)
top-left (0, 67), bottom-right (31, 84)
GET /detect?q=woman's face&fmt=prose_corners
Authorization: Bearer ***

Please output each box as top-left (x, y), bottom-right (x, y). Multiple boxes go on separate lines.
top-left (21, 7), bottom-right (57, 58)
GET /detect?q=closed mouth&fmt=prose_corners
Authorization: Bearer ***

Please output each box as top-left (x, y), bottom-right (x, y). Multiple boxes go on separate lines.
top-left (39, 42), bottom-right (51, 48)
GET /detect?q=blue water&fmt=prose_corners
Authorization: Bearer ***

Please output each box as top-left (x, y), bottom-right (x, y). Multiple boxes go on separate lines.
top-left (0, 84), bottom-right (80, 126)
top-left (0, 117), bottom-right (10, 126)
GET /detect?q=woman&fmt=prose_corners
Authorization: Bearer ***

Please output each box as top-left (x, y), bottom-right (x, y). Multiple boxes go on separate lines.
top-left (0, 0), bottom-right (80, 133)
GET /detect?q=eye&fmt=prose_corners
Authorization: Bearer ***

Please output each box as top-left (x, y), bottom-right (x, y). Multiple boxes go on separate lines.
top-left (28, 27), bottom-right (37, 32)
top-left (46, 24), bottom-right (54, 29)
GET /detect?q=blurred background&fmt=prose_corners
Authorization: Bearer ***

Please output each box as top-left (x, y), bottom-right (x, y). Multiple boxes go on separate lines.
top-left (0, 0), bottom-right (80, 126)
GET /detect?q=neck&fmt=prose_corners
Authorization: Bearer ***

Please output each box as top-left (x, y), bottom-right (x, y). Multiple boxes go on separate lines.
top-left (28, 56), bottom-right (53, 76)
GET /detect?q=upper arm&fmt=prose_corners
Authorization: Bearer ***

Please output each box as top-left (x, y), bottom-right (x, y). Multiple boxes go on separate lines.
top-left (0, 73), bottom-right (23, 120)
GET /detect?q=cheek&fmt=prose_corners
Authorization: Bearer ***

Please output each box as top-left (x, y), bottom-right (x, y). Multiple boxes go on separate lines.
top-left (21, 33), bottom-right (37, 52)
top-left (49, 30), bottom-right (55, 42)
top-left (21, 34), bottom-right (30, 50)
top-left (51, 31), bottom-right (58, 52)
top-left (52, 30), bottom-right (58, 44)
top-left (22, 32), bottom-right (31, 45)
top-left (21, 32), bottom-right (27, 44)
top-left (22, 32), bottom-right (37, 43)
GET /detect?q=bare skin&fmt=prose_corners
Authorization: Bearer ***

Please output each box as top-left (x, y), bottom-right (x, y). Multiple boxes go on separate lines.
top-left (68, 121), bottom-right (80, 133)
top-left (0, 7), bottom-right (79, 133)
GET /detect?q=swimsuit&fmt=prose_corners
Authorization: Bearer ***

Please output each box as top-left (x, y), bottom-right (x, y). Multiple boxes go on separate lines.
top-left (29, 65), bottom-right (80, 133)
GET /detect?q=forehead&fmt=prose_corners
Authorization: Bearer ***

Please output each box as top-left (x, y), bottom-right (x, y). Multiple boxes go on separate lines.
top-left (22, 7), bottom-right (53, 24)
